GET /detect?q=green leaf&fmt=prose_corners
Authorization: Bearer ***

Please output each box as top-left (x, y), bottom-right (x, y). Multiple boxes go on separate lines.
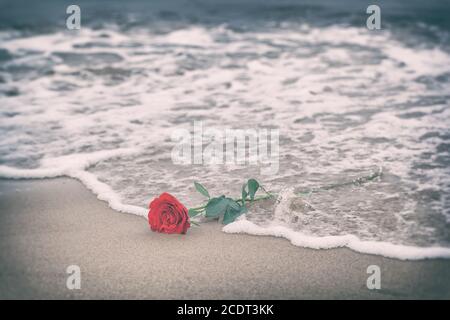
top-left (227, 198), bottom-right (241, 211)
top-left (223, 205), bottom-right (247, 225)
top-left (241, 183), bottom-right (248, 206)
top-left (205, 196), bottom-right (227, 217)
top-left (194, 182), bottom-right (210, 199)
top-left (247, 178), bottom-right (260, 201)
top-left (190, 220), bottom-right (200, 226)
top-left (205, 197), bottom-right (243, 220)
top-left (188, 208), bottom-right (201, 218)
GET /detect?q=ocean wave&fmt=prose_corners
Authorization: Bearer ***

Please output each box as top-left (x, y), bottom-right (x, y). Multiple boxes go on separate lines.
top-left (223, 219), bottom-right (450, 260)
top-left (1, 22), bottom-right (449, 259)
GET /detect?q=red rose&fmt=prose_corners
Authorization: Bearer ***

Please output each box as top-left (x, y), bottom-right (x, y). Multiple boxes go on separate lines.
top-left (148, 193), bottom-right (190, 234)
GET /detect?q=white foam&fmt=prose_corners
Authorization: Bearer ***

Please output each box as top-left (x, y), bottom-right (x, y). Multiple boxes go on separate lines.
top-left (0, 148), bottom-right (148, 218)
top-left (70, 169), bottom-right (147, 217)
top-left (223, 220), bottom-right (450, 260)
top-left (1, 23), bottom-right (450, 259)
top-left (2, 156), bottom-right (450, 259)
top-left (159, 27), bottom-right (216, 47)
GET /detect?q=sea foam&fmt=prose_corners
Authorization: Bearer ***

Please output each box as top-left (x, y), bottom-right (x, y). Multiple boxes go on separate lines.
top-left (223, 220), bottom-right (450, 260)
top-left (1, 22), bottom-right (450, 259)
top-left (0, 149), bottom-right (148, 217)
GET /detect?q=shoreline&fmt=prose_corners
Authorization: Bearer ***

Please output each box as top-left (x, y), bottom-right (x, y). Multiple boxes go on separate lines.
top-left (224, 221), bottom-right (450, 261)
top-left (3, 165), bottom-right (450, 261)
top-left (0, 178), bottom-right (449, 299)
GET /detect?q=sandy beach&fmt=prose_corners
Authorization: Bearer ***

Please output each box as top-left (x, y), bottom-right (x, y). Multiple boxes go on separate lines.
top-left (0, 178), bottom-right (449, 299)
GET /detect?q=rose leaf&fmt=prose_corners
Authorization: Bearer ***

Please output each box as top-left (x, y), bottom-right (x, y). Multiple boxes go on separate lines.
top-left (241, 183), bottom-right (248, 206)
top-left (205, 196), bottom-right (227, 217)
top-left (247, 178), bottom-right (260, 201)
top-left (223, 205), bottom-right (247, 225)
top-left (194, 181), bottom-right (210, 199)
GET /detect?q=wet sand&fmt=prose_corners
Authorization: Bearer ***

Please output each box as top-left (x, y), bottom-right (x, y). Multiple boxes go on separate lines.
top-left (0, 178), bottom-right (449, 299)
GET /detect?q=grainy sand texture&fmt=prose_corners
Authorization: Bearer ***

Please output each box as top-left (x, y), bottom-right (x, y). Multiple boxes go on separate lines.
top-left (0, 178), bottom-right (449, 299)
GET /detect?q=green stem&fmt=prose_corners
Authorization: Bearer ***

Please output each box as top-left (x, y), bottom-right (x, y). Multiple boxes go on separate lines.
top-left (189, 166), bottom-right (382, 215)
top-left (238, 194), bottom-right (273, 203)
top-left (190, 205), bottom-right (206, 211)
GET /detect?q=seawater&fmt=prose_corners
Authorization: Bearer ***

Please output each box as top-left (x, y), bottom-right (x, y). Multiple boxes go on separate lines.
top-left (1, 0), bottom-right (449, 259)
